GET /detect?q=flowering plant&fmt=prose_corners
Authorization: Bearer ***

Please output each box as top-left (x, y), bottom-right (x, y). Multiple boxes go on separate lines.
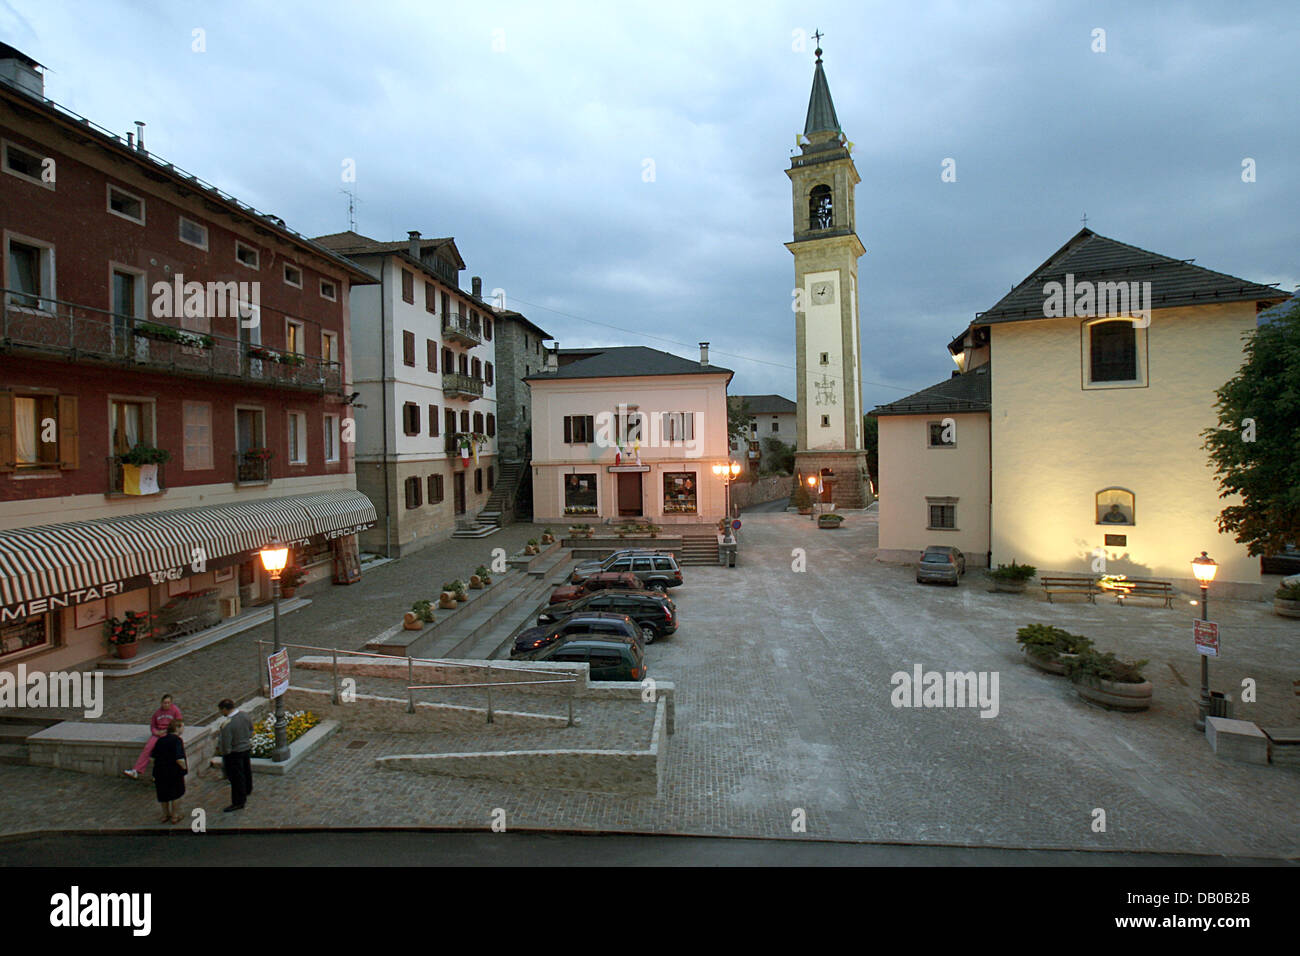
top-left (105, 609), bottom-right (153, 646)
top-left (249, 710), bottom-right (320, 759)
top-left (243, 447), bottom-right (274, 461)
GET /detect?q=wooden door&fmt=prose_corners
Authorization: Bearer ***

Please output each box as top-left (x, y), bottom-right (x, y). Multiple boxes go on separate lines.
top-left (617, 472), bottom-right (643, 516)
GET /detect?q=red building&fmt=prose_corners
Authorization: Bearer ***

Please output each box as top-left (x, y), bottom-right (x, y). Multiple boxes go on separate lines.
top-left (0, 45), bottom-right (377, 672)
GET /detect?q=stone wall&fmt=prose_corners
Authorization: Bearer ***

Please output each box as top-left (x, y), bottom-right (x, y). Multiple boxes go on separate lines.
top-left (729, 475), bottom-right (793, 512)
top-left (283, 686), bottom-right (570, 733)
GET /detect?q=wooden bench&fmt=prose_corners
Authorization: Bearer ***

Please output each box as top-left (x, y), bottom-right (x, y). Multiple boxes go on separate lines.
top-left (1040, 577), bottom-right (1100, 603)
top-left (1106, 578), bottom-right (1176, 608)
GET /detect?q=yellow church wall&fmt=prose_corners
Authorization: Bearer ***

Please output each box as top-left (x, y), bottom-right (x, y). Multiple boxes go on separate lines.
top-left (989, 302), bottom-right (1261, 597)
top-left (877, 411), bottom-right (990, 564)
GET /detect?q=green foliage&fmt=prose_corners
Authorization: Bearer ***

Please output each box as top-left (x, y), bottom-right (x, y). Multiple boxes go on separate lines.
top-left (411, 599), bottom-right (435, 622)
top-left (862, 414), bottom-right (879, 489)
top-left (1276, 582), bottom-right (1300, 601)
top-left (1066, 649), bottom-right (1149, 685)
top-left (279, 566), bottom-right (305, 589)
top-left (475, 565), bottom-right (491, 579)
top-left (441, 579), bottom-right (466, 595)
top-left (117, 443), bottom-right (171, 466)
top-left (761, 437), bottom-right (795, 474)
top-left (818, 512), bottom-right (844, 524)
top-left (792, 481), bottom-right (813, 510)
top-left (727, 396), bottom-right (754, 446)
top-left (990, 560), bottom-right (1037, 581)
top-left (1202, 297), bottom-right (1300, 556)
top-left (1015, 624), bottom-right (1093, 659)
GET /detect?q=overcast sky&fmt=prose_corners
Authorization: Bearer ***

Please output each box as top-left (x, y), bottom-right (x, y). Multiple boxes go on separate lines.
top-left (3, 0), bottom-right (1295, 409)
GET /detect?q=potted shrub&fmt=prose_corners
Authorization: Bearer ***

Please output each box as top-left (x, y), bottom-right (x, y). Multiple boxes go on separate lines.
top-left (117, 443), bottom-right (171, 496)
top-left (540, 529), bottom-right (555, 545)
top-left (440, 579), bottom-right (468, 602)
top-left (793, 482), bottom-right (813, 514)
top-left (1066, 650), bottom-right (1152, 711)
top-left (525, 539), bottom-right (540, 555)
top-left (105, 610), bottom-right (152, 659)
top-left (438, 590), bottom-right (458, 610)
top-left (278, 565), bottom-right (305, 598)
top-left (1015, 623), bottom-right (1093, 676)
top-left (410, 599), bottom-right (435, 623)
top-left (1274, 582), bottom-right (1300, 619)
top-left (990, 560), bottom-right (1037, 593)
top-left (475, 564), bottom-right (493, 587)
top-left (818, 512), bottom-right (845, 529)
top-left (646, 524), bottom-right (661, 538)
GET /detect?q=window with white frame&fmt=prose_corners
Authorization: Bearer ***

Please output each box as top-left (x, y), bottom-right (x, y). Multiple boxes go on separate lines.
top-left (288, 411), bottom-right (308, 464)
top-left (662, 411), bottom-right (695, 442)
top-left (235, 240), bottom-right (260, 269)
top-left (106, 184), bottom-right (145, 225)
top-left (321, 331), bottom-right (337, 366)
top-left (927, 420), bottom-right (957, 448)
top-left (1083, 318), bottom-right (1146, 388)
top-left (926, 497), bottom-right (958, 530)
top-left (323, 414), bottom-right (340, 463)
top-left (5, 235), bottom-right (54, 310)
top-left (320, 279), bottom-right (337, 301)
top-left (2, 140), bottom-right (51, 188)
top-left (283, 263), bottom-right (303, 288)
top-left (183, 401), bottom-right (213, 470)
top-left (178, 216), bottom-right (208, 250)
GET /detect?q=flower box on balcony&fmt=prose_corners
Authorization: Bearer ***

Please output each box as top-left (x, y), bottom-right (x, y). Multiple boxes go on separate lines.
top-left (134, 321), bottom-right (214, 349)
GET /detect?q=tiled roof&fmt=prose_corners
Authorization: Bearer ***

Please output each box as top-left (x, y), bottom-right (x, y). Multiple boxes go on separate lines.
top-left (803, 55), bottom-right (841, 136)
top-left (314, 231), bottom-right (466, 270)
top-left (525, 346), bottom-right (733, 382)
top-left (734, 394), bottom-right (797, 414)
top-left (977, 229), bottom-right (1288, 325)
top-left (871, 365), bottom-right (991, 416)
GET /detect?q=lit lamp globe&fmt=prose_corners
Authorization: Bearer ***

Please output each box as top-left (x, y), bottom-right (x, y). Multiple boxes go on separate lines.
top-left (712, 464), bottom-right (723, 477)
top-left (1191, 552), bottom-right (1218, 586)
top-left (259, 538), bottom-right (290, 579)
top-left (807, 476), bottom-right (817, 488)
top-left (729, 462), bottom-right (741, 478)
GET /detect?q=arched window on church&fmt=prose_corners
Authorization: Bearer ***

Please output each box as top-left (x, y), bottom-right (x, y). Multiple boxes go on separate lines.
top-left (809, 185), bottom-right (833, 230)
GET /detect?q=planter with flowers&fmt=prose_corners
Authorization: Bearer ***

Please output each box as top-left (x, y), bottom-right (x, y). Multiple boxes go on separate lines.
top-left (444, 579), bottom-right (468, 603)
top-left (134, 321), bottom-right (213, 349)
top-left (1274, 582), bottom-right (1300, 619)
top-left (474, 564), bottom-right (493, 587)
top-left (117, 444), bottom-right (171, 496)
top-left (250, 710), bottom-right (321, 760)
top-left (105, 610), bottom-right (154, 659)
top-left (278, 565), bottom-right (305, 598)
top-left (540, 529), bottom-right (555, 545)
top-left (524, 539), bottom-right (540, 555)
top-left (817, 512), bottom-right (845, 529)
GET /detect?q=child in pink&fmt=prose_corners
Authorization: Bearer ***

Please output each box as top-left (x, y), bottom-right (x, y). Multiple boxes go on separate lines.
top-left (124, 694), bottom-right (182, 778)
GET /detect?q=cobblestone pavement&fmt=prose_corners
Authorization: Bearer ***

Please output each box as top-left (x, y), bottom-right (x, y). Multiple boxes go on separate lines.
top-left (2, 511), bottom-right (1298, 856)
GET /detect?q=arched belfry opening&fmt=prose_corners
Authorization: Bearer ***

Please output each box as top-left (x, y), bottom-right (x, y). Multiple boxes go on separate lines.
top-left (809, 184), bottom-right (833, 230)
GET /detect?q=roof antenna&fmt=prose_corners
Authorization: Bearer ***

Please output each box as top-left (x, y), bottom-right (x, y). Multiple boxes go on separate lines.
top-left (340, 188), bottom-right (360, 231)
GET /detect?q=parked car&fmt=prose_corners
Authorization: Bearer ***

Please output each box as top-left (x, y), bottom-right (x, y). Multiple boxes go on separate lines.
top-left (532, 636), bottom-right (646, 681)
top-left (549, 571), bottom-right (644, 605)
top-left (538, 591), bottom-right (677, 644)
top-left (570, 549), bottom-right (672, 584)
top-left (573, 552), bottom-right (683, 592)
top-left (1261, 544), bottom-right (1300, 576)
top-left (916, 545), bottom-right (965, 586)
top-left (511, 612), bottom-right (642, 660)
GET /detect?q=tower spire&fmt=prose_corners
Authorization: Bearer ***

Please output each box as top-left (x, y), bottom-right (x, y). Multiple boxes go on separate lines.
top-left (803, 37), bottom-right (840, 137)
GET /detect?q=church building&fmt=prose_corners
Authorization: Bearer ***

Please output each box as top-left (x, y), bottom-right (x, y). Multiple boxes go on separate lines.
top-left (786, 45), bottom-right (871, 508)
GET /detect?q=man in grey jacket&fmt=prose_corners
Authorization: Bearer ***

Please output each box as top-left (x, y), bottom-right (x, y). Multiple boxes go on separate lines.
top-left (217, 698), bottom-right (254, 812)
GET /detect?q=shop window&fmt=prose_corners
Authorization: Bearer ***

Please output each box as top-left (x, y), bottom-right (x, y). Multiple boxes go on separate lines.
top-left (564, 473), bottom-right (597, 515)
top-left (1096, 487), bottom-right (1135, 525)
top-left (664, 472), bottom-right (697, 514)
top-left (0, 613), bottom-right (51, 659)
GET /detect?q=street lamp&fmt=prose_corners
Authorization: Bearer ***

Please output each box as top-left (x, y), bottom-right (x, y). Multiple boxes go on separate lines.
top-left (258, 537), bottom-right (291, 762)
top-left (806, 474), bottom-right (820, 521)
top-left (1191, 551), bottom-right (1218, 732)
top-left (712, 461), bottom-right (742, 521)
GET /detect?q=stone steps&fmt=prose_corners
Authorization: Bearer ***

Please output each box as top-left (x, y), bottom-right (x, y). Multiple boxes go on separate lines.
top-left (680, 534), bottom-right (720, 565)
top-left (0, 715), bottom-right (59, 765)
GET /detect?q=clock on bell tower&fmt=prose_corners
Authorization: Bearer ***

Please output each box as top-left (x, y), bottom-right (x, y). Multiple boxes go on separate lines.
top-left (784, 40), bottom-right (871, 508)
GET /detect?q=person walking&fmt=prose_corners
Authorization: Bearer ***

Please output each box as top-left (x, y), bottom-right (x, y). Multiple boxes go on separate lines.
top-left (217, 698), bottom-right (253, 812)
top-left (151, 719), bottom-right (187, 824)
top-left (124, 693), bottom-right (182, 779)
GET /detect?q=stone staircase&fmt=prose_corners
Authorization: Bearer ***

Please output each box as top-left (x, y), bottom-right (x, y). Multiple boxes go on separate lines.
top-left (679, 533), bottom-right (719, 566)
top-left (0, 714), bottom-right (59, 765)
top-left (476, 460), bottom-right (526, 528)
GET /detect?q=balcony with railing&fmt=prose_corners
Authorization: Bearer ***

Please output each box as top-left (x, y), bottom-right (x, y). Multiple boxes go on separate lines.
top-left (442, 372), bottom-right (484, 400)
top-left (442, 312), bottom-right (482, 348)
top-left (1, 292), bottom-right (343, 392)
top-left (233, 452), bottom-right (273, 485)
top-left (107, 458), bottom-right (168, 496)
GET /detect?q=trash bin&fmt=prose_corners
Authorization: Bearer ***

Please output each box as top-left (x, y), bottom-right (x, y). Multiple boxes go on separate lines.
top-left (1209, 691), bottom-right (1231, 719)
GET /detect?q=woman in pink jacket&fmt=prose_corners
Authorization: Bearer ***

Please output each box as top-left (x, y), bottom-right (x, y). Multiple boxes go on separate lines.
top-left (123, 694), bottom-right (182, 779)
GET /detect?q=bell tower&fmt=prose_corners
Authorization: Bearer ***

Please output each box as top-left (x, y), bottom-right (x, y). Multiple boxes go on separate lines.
top-left (785, 41), bottom-right (870, 507)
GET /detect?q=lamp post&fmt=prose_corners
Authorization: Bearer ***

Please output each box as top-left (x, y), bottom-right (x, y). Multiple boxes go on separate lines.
top-left (259, 537), bottom-right (291, 762)
top-left (806, 474), bottom-right (820, 521)
top-left (1191, 551), bottom-right (1218, 732)
top-left (712, 461), bottom-right (741, 521)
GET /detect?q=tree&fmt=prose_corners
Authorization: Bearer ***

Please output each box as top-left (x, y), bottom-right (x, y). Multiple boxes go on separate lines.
top-left (727, 396), bottom-right (754, 447)
top-left (1202, 297), bottom-right (1300, 555)
top-left (862, 414), bottom-right (879, 492)
top-left (762, 437), bottom-right (795, 474)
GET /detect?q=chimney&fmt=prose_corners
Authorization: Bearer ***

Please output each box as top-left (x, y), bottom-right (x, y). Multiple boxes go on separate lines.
top-left (546, 342), bottom-right (559, 370)
top-left (699, 342), bottom-right (710, 366)
top-left (472, 276), bottom-right (482, 298)
top-left (407, 231), bottom-right (421, 259)
top-left (0, 47), bottom-right (45, 99)
top-left (134, 121), bottom-right (146, 153)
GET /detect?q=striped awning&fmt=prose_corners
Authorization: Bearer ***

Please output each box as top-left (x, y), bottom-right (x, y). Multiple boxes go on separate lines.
top-left (0, 490), bottom-right (376, 615)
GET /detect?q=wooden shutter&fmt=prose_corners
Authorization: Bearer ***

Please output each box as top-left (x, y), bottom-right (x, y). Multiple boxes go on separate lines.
top-left (403, 331), bottom-right (415, 366)
top-left (563, 416), bottom-right (572, 443)
top-left (427, 340), bottom-right (437, 371)
top-left (584, 416), bottom-right (594, 442)
top-left (57, 394), bottom-right (79, 469)
top-left (0, 391), bottom-right (12, 472)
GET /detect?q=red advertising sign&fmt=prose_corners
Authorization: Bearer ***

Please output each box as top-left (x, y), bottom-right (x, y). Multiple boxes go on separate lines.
top-left (267, 648), bottom-right (290, 698)
top-left (1193, 620), bottom-right (1219, 658)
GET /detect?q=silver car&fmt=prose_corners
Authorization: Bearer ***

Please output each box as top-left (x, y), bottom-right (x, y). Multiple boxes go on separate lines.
top-left (916, 546), bottom-right (965, 586)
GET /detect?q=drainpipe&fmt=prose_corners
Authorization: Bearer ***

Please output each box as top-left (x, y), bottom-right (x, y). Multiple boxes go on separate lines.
top-left (380, 260), bottom-right (393, 558)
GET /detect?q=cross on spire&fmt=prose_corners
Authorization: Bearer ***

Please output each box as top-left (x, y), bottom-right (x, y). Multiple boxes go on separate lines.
top-left (812, 29), bottom-right (824, 60)
top-left (1081, 212), bottom-right (1089, 228)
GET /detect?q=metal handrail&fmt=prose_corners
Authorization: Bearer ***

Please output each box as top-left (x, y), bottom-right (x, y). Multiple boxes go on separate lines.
top-left (254, 639), bottom-right (578, 726)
